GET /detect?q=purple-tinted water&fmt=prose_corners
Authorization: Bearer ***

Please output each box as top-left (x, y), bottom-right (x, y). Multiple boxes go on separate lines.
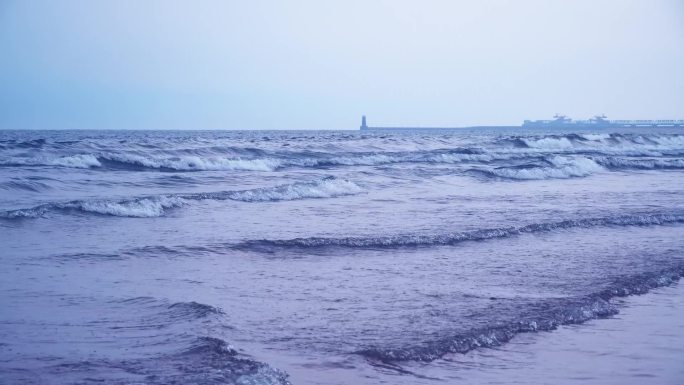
top-left (1, 128), bottom-right (683, 384)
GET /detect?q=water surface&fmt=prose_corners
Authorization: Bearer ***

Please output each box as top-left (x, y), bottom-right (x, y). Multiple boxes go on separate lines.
top-left (1, 128), bottom-right (683, 384)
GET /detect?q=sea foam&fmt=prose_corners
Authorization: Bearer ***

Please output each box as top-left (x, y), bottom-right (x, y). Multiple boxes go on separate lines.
top-left (483, 156), bottom-right (604, 180)
top-left (224, 177), bottom-right (363, 202)
top-left (0, 178), bottom-right (362, 219)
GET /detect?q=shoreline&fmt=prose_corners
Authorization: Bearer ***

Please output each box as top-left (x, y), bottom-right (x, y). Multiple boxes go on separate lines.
top-left (274, 281), bottom-right (684, 385)
top-left (435, 281), bottom-right (684, 384)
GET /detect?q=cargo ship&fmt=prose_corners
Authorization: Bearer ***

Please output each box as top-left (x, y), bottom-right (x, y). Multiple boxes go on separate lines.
top-left (522, 114), bottom-right (684, 128)
top-left (360, 114), bottom-right (684, 130)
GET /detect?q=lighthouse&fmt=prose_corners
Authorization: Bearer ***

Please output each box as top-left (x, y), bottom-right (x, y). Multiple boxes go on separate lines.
top-left (360, 115), bottom-right (368, 130)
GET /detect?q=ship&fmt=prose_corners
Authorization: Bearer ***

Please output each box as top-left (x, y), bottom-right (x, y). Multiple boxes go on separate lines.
top-left (359, 114), bottom-right (684, 130)
top-left (522, 114), bottom-right (684, 128)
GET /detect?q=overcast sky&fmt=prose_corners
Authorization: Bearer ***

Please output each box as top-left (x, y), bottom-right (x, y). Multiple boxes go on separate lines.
top-left (1, 0), bottom-right (682, 130)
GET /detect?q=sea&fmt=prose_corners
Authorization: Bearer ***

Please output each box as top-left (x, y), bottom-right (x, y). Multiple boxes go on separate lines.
top-left (0, 127), bottom-right (683, 385)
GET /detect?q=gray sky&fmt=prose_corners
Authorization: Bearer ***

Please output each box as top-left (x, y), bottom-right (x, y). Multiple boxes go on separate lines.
top-left (1, 0), bottom-right (683, 130)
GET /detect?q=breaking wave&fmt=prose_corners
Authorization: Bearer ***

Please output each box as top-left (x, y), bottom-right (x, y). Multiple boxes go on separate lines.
top-left (593, 156), bottom-right (684, 170)
top-left (357, 264), bottom-right (684, 363)
top-left (99, 153), bottom-right (283, 171)
top-left (0, 177), bottom-right (362, 219)
top-left (219, 177), bottom-right (363, 202)
top-left (580, 133), bottom-right (611, 141)
top-left (477, 156), bottom-right (604, 180)
top-left (0, 154), bottom-right (102, 169)
top-left (0, 195), bottom-right (188, 219)
top-left (0, 150), bottom-right (496, 171)
top-left (510, 133), bottom-right (684, 156)
top-left (2, 134), bottom-right (683, 174)
top-left (522, 136), bottom-right (575, 150)
top-left (74, 196), bottom-right (188, 217)
top-left (237, 211), bottom-right (684, 250)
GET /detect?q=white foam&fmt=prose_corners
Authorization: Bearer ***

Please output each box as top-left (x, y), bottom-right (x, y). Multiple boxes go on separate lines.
top-left (49, 154), bottom-right (102, 168)
top-left (522, 137), bottom-right (574, 150)
top-left (227, 178), bottom-right (363, 202)
top-left (325, 154), bottom-right (398, 166)
top-left (427, 153), bottom-right (495, 163)
top-left (235, 365), bottom-right (290, 385)
top-left (1, 178), bottom-right (363, 219)
top-left (320, 152), bottom-right (500, 166)
top-left (102, 153), bottom-right (282, 171)
top-left (0, 154), bottom-right (101, 168)
top-left (490, 156), bottom-right (604, 180)
top-left (67, 196), bottom-right (187, 217)
top-left (594, 157), bottom-right (684, 169)
top-left (501, 134), bottom-right (684, 158)
top-left (650, 135), bottom-right (684, 148)
top-left (580, 133), bottom-right (611, 141)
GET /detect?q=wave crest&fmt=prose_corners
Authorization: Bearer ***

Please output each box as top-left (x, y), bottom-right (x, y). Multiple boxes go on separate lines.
top-left (594, 156), bottom-right (684, 170)
top-left (236, 212), bottom-right (684, 250)
top-left (480, 156), bottom-right (604, 180)
top-left (358, 264), bottom-right (684, 362)
top-left (224, 177), bottom-right (362, 202)
top-left (0, 178), bottom-right (362, 219)
top-left (74, 196), bottom-right (187, 217)
top-left (100, 153), bottom-right (282, 171)
top-left (0, 154), bottom-right (101, 169)
top-left (522, 137), bottom-right (575, 150)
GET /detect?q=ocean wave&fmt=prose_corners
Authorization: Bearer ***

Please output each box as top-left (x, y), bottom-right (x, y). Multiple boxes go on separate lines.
top-left (649, 134), bottom-right (684, 147)
top-left (98, 149), bottom-right (506, 171)
top-left (50, 154), bottom-right (102, 168)
top-left (2, 134), bottom-right (684, 173)
top-left (220, 177), bottom-right (363, 202)
top-left (309, 150), bottom-right (500, 167)
top-left (478, 156), bottom-right (604, 180)
top-left (0, 138), bottom-right (47, 149)
top-left (0, 154), bottom-right (102, 169)
top-left (309, 134), bottom-right (684, 170)
top-left (357, 264), bottom-right (684, 363)
top-left (166, 301), bottom-right (223, 319)
top-left (99, 153), bottom-right (283, 171)
top-left (236, 211), bottom-right (684, 250)
top-left (0, 195), bottom-right (187, 219)
top-left (0, 178), bottom-right (362, 219)
top-left (0, 179), bottom-right (52, 192)
top-left (579, 133), bottom-right (612, 141)
top-left (48, 294), bottom-right (290, 385)
top-left (113, 297), bottom-right (224, 327)
top-left (73, 196), bottom-right (188, 217)
top-left (0, 148), bottom-right (516, 173)
top-left (522, 137), bottom-right (575, 150)
top-left (0, 205), bottom-right (51, 219)
top-left (36, 335), bottom-right (291, 385)
top-left (504, 134), bottom-right (684, 157)
top-left (593, 156), bottom-right (684, 170)
top-left (175, 337), bottom-right (291, 385)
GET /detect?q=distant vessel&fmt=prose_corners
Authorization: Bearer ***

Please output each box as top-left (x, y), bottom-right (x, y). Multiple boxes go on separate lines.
top-left (523, 114), bottom-right (684, 128)
top-left (360, 114), bottom-right (684, 130)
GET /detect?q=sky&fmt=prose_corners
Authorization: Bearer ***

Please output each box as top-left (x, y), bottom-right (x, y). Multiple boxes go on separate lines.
top-left (0, 0), bottom-right (683, 130)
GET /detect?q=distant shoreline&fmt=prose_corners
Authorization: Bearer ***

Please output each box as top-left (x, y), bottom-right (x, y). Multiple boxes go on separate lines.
top-left (361, 125), bottom-right (521, 131)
